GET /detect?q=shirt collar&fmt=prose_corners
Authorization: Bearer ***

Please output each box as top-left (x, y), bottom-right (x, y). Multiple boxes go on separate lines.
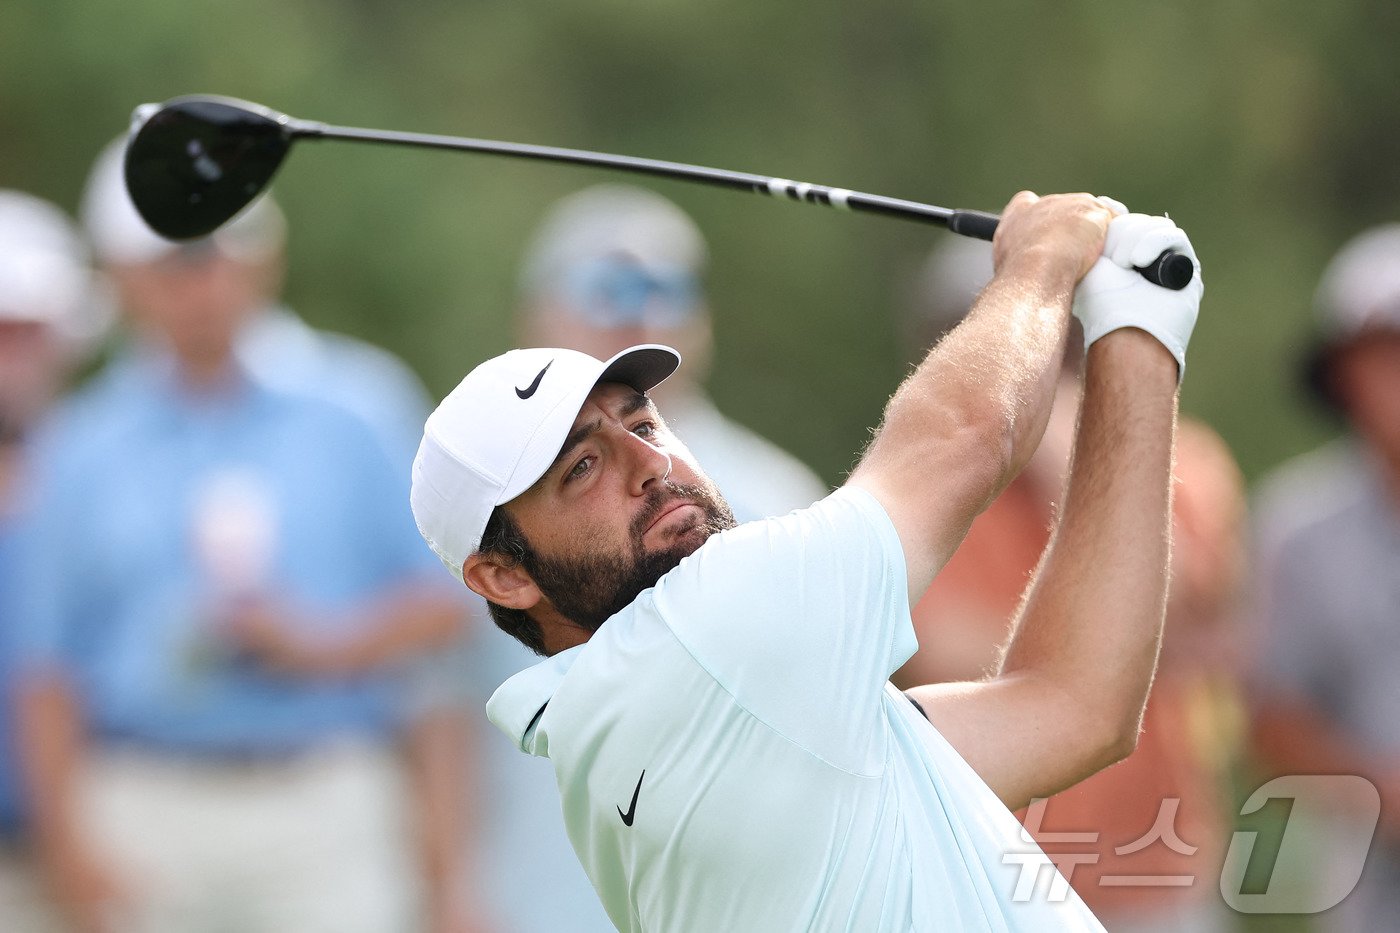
top-left (486, 644), bottom-right (586, 756)
top-left (112, 334), bottom-right (278, 409)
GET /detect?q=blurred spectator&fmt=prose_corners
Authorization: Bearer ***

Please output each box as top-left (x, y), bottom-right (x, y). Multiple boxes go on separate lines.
top-left (448, 184), bottom-right (829, 932)
top-left (9, 142), bottom-right (476, 933)
top-left (1249, 224), bottom-right (1400, 932)
top-left (517, 184), bottom-right (827, 522)
top-left (891, 235), bottom-right (1245, 931)
top-left (0, 189), bottom-right (106, 932)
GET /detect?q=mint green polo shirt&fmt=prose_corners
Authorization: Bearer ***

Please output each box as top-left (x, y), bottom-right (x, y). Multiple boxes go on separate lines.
top-left (489, 487), bottom-right (1103, 932)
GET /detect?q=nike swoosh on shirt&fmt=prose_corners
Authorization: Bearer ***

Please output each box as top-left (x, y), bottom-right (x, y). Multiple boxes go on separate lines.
top-left (515, 361), bottom-right (553, 399)
top-left (617, 770), bottom-right (646, 827)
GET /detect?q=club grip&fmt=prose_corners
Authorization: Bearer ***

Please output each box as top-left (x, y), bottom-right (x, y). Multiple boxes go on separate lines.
top-left (946, 209), bottom-right (1001, 241)
top-left (946, 209), bottom-right (1194, 290)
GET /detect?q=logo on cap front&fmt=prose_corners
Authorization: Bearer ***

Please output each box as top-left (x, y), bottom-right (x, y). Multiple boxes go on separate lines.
top-left (515, 360), bottom-right (553, 400)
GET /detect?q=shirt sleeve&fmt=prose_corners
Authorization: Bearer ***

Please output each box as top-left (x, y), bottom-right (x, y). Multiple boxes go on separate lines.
top-left (7, 432), bottom-right (88, 671)
top-left (652, 485), bottom-right (916, 773)
top-left (1250, 522), bottom-right (1340, 708)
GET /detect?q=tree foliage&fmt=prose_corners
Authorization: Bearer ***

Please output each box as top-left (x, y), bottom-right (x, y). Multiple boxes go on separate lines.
top-left (3, 0), bottom-right (1396, 482)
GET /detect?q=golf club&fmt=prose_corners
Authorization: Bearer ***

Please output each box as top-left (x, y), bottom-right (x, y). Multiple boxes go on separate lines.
top-left (123, 95), bottom-right (1194, 290)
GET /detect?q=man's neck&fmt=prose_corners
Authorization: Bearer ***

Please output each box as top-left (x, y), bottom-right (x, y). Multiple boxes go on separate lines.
top-left (174, 350), bottom-right (242, 394)
top-left (531, 599), bottom-right (597, 656)
top-left (541, 618), bottom-right (594, 656)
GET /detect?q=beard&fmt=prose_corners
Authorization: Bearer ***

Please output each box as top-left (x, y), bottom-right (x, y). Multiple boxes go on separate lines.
top-left (520, 478), bottom-right (737, 633)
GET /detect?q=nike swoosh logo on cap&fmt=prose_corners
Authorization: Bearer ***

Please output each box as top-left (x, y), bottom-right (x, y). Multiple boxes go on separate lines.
top-left (515, 360), bottom-right (553, 399)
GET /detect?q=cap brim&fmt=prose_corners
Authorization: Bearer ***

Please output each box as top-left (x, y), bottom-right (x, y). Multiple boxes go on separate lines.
top-left (598, 344), bottom-right (681, 393)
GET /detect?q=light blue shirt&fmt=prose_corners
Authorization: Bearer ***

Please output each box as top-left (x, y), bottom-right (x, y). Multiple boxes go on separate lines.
top-left (489, 486), bottom-right (1103, 932)
top-left (13, 347), bottom-right (442, 754)
top-left (237, 307), bottom-right (433, 473)
top-left (0, 514), bottom-right (28, 834)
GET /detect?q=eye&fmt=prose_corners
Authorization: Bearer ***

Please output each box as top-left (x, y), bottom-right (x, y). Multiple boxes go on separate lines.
top-left (566, 455), bottom-right (594, 482)
top-left (632, 420), bottom-right (658, 440)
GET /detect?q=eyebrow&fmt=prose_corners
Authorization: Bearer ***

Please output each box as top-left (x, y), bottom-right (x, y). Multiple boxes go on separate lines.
top-left (548, 391), bottom-right (653, 475)
top-left (618, 391), bottom-right (651, 419)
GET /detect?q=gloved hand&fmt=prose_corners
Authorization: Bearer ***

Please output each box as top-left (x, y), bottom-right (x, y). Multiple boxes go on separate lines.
top-left (1072, 210), bottom-right (1204, 382)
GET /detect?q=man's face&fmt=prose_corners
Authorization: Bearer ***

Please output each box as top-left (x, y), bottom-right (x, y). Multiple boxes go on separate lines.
top-left (0, 319), bottom-right (66, 444)
top-left (503, 381), bottom-right (736, 631)
top-left (112, 247), bottom-right (272, 368)
top-left (1333, 332), bottom-right (1400, 467)
top-left (523, 257), bottom-right (715, 399)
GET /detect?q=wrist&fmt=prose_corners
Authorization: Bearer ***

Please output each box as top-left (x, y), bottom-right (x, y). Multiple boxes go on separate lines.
top-left (1087, 327), bottom-right (1180, 389)
top-left (998, 244), bottom-right (1083, 297)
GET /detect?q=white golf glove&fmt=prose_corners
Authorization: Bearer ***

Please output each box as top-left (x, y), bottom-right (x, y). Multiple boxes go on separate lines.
top-left (1072, 210), bottom-right (1203, 382)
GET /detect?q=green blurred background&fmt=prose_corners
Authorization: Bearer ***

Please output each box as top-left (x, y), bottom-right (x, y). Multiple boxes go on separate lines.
top-left (5, 3), bottom-right (1398, 928)
top-left (5, 0), bottom-right (1399, 486)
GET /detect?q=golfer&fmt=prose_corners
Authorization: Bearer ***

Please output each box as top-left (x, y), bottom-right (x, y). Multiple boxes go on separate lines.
top-left (411, 191), bottom-right (1202, 931)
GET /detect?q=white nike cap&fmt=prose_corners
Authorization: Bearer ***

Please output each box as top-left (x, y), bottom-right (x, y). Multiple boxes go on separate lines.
top-left (411, 344), bottom-right (681, 577)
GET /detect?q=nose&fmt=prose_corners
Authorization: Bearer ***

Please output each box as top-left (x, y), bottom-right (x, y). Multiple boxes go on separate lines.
top-left (624, 431), bottom-right (673, 496)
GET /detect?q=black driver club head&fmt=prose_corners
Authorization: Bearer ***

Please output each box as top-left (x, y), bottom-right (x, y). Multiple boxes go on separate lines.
top-left (124, 95), bottom-right (297, 240)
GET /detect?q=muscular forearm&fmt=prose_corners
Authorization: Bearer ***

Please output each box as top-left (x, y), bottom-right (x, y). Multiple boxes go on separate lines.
top-left (850, 193), bottom-right (1114, 594)
top-left (910, 209), bottom-right (1200, 811)
top-left (856, 252), bottom-right (1080, 588)
top-left (999, 328), bottom-right (1178, 757)
top-left (901, 247), bottom-right (1078, 483)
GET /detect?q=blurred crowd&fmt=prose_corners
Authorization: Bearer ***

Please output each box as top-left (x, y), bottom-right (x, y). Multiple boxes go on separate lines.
top-left (1, 144), bottom-right (1398, 933)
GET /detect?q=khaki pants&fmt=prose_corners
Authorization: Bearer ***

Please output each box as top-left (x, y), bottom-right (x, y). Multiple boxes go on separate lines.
top-left (81, 740), bottom-right (420, 933)
top-left (0, 841), bottom-right (63, 933)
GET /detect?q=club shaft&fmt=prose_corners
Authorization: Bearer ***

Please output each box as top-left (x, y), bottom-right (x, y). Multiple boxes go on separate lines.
top-left (289, 119), bottom-right (1191, 289)
top-left (297, 121), bottom-right (959, 228)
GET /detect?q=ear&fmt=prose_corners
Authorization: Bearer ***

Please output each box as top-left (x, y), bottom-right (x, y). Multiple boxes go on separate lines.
top-left (462, 553), bottom-right (542, 611)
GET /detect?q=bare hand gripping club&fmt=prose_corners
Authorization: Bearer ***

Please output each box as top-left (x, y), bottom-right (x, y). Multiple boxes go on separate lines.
top-left (124, 95), bottom-right (1194, 290)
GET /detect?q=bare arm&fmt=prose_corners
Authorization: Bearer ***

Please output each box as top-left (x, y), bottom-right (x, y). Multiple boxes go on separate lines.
top-left (911, 328), bottom-right (1179, 810)
top-left (226, 581), bottom-right (466, 677)
top-left (15, 671), bottom-right (128, 933)
top-left (848, 192), bottom-right (1114, 596)
top-left (403, 707), bottom-right (497, 933)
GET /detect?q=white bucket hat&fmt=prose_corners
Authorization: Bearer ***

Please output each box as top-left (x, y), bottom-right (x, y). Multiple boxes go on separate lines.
top-left (80, 138), bottom-right (286, 266)
top-left (0, 189), bottom-right (108, 347)
top-left (411, 344), bottom-right (680, 576)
